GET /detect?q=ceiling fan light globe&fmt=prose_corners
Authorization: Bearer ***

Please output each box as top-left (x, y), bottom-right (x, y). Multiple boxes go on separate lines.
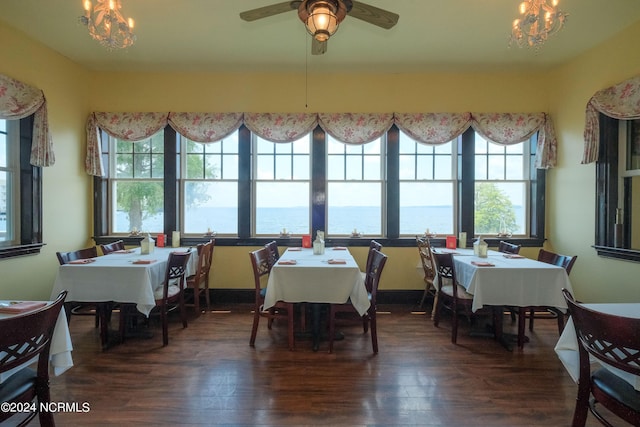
top-left (304, 1), bottom-right (339, 40)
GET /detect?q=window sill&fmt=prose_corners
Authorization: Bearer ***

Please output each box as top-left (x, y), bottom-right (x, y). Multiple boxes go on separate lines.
top-left (593, 245), bottom-right (640, 262)
top-left (0, 243), bottom-right (46, 259)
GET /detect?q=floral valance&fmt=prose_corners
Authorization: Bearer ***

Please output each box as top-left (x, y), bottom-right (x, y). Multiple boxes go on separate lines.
top-left (582, 75), bottom-right (640, 164)
top-left (0, 73), bottom-right (54, 167)
top-left (85, 111), bottom-right (557, 176)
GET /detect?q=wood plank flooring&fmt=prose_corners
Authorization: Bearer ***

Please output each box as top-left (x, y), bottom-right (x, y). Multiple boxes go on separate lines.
top-left (36, 302), bottom-right (608, 426)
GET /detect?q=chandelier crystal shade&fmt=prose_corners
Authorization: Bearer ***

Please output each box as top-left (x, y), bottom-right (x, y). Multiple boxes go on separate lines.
top-left (510, 0), bottom-right (567, 48)
top-left (298, 0), bottom-right (348, 42)
top-left (80, 0), bottom-right (136, 49)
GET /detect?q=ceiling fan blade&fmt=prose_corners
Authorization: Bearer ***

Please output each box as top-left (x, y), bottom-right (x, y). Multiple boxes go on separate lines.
top-left (311, 38), bottom-right (327, 55)
top-left (349, 1), bottom-right (399, 29)
top-left (239, 1), bottom-right (299, 22)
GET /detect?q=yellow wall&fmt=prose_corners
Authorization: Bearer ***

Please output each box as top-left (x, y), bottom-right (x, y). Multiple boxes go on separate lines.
top-left (1, 19), bottom-right (639, 302)
top-left (0, 22), bottom-right (92, 300)
top-left (547, 21), bottom-right (640, 302)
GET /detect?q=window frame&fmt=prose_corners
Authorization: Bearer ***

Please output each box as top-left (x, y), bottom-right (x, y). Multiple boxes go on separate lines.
top-left (0, 115), bottom-right (45, 259)
top-left (94, 124), bottom-right (546, 249)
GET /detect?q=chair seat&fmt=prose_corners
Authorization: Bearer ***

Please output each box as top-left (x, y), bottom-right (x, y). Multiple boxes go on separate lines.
top-left (154, 284), bottom-right (180, 300)
top-left (0, 368), bottom-right (36, 404)
top-left (440, 284), bottom-right (474, 300)
top-left (592, 368), bottom-right (640, 412)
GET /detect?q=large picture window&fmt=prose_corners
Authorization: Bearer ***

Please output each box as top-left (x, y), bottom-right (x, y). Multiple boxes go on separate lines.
top-left (94, 123), bottom-right (545, 247)
top-left (0, 119), bottom-right (19, 244)
top-left (183, 131), bottom-right (239, 235)
top-left (327, 136), bottom-right (383, 236)
top-left (254, 135), bottom-right (310, 235)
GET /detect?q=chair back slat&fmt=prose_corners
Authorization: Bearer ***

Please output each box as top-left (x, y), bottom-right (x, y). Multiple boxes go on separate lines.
top-left (432, 252), bottom-right (460, 298)
top-left (160, 251), bottom-right (191, 301)
top-left (364, 248), bottom-right (387, 298)
top-left (538, 249), bottom-right (577, 274)
top-left (416, 236), bottom-right (436, 281)
top-left (0, 291), bottom-right (67, 374)
top-left (498, 241), bottom-right (521, 255)
top-left (99, 240), bottom-right (125, 255)
top-left (56, 246), bottom-right (98, 265)
top-left (563, 289), bottom-right (640, 376)
top-left (265, 241), bottom-right (280, 266)
top-left (250, 247), bottom-right (273, 297)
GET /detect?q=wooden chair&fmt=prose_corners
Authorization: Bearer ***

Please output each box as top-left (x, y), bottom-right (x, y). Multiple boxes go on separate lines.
top-left (0, 290), bottom-right (67, 427)
top-left (328, 248), bottom-right (387, 353)
top-left (186, 239), bottom-right (215, 315)
top-left (98, 239), bottom-right (125, 255)
top-left (56, 246), bottom-right (98, 265)
top-left (498, 240), bottom-right (521, 255)
top-left (265, 240), bottom-right (280, 265)
top-left (124, 250), bottom-right (191, 347)
top-left (360, 240), bottom-right (382, 281)
top-left (432, 252), bottom-right (478, 344)
top-left (524, 248), bottom-right (577, 334)
top-left (56, 246), bottom-right (103, 329)
top-left (562, 289), bottom-right (640, 427)
top-left (416, 236), bottom-right (437, 310)
top-left (249, 247), bottom-right (295, 351)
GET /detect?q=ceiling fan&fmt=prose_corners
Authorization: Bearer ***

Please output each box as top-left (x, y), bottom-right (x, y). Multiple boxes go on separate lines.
top-left (239, 0), bottom-right (399, 55)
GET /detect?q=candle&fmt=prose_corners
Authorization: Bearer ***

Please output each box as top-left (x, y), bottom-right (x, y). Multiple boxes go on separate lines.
top-left (282, 228), bottom-right (287, 235)
top-left (172, 231), bottom-right (180, 248)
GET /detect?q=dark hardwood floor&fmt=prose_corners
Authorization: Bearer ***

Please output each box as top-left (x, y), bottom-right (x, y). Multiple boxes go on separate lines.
top-left (35, 301), bottom-right (607, 426)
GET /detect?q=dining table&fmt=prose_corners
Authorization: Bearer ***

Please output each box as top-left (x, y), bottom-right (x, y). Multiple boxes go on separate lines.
top-left (263, 246), bottom-right (369, 351)
top-left (554, 303), bottom-right (640, 391)
top-left (432, 247), bottom-right (574, 350)
top-left (50, 246), bottom-right (198, 349)
top-left (0, 301), bottom-right (73, 383)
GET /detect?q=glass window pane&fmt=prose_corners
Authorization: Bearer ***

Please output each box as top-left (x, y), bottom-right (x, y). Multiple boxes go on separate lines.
top-left (399, 135), bottom-right (414, 154)
top-left (223, 132), bottom-right (239, 153)
top-left (256, 138), bottom-right (273, 154)
top-left (433, 156), bottom-right (452, 180)
top-left (205, 141), bottom-right (221, 154)
top-left (116, 154), bottom-right (133, 178)
top-left (345, 156), bottom-right (362, 180)
top-left (327, 155), bottom-right (344, 180)
top-left (363, 140), bottom-right (380, 154)
top-left (399, 182), bottom-right (454, 235)
top-left (475, 155), bottom-right (487, 180)
top-left (433, 142), bottom-right (451, 154)
top-left (0, 171), bottom-right (8, 242)
top-left (505, 155), bottom-right (524, 179)
top-left (327, 182), bottom-right (381, 235)
top-left (186, 154), bottom-right (204, 179)
top-left (416, 156), bottom-right (434, 180)
top-left (345, 143), bottom-right (361, 155)
top-left (256, 155), bottom-right (274, 179)
top-left (255, 182), bottom-right (309, 235)
top-left (0, 137), bottom-right (6, 168)
top-left (474, 182), bottom-right (526, 235)
top-left (151, 154), bottom-right (164, 179)
top-left (184, 182), bottom-right (238, 234)
top-left (416, 142), bottom-right (432, 154)
top-left (204, 155), bottom-right (221, 179)
top-left (292, 156), bottom-right (309, 180)
top-left (363, 156), bottom-right (380, 180)
top-left (506, 143), bottom-right (523, 154)
top-left (487, 155), bottom-right (505, 180)
top-left (275, 156), bottom-right (291, 180)
top-left (475, 138), bottom-right (488, 154)
top-left (327, 138), bottom-right (344, 154)
top-left (222, 154), bottom-right (238, 179)
top-left (488, 142), bottom-right (504, 154)
top-left (113, 181), bottom-right (164, 233)
top-left (399, 155), bottom-right (415, 180)
top-left (274, 142), bottom-right (291, 154)
top-left (292, 138), bottom-right (309, 154)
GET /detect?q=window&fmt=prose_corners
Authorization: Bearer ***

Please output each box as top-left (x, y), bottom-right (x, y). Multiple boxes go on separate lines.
top-left (254, 135), bottom-right (310, 235)
top-left (110, 130), bottom-right (165, 234)
top-left (183, 131), bottom-right (239, 235)
top-left (327, 136), bottom-right (383, 236)
top-left (0, 119), bottom-right (18, 244)
top-left (398, 131), bottom-right (454, 236)
top-left (0, 115), bottom-right (43, 259)
top-left (94, 123), bottom-right (544, 247)
top-left (474, 133), bottom-right (529, 236)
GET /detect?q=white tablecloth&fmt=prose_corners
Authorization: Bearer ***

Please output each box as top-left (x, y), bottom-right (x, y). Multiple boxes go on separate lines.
top-left (0, 304), bottom-right (73, 383)
top-left (555, 303), bottom-right (640, 391)
top-left (264, 248), bottom-right (370, 316)
top-left (51, 247), bottom-right (198, 316)
top-left (453, 255), bottom-right (573, 312)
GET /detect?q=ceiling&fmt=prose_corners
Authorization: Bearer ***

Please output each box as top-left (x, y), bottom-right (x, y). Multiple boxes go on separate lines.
top-left (1, 0), bottom-right (640, 74)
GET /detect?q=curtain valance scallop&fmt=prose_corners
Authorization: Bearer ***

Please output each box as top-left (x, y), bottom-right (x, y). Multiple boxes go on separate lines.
top-left (85, 111), bottom-right (557, 176)
top-left (0, 73), bottom-right (54, 167)
top-left (582, 74), bottom-right (640, 164)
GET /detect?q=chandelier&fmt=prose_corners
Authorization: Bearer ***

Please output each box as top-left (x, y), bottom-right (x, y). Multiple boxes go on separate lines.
top-left (80, 0), bottom-right (136, 49)
top-left (298, 0), bottom-right (349, 42)
top-left (510, 0), bottom-right (568, 48)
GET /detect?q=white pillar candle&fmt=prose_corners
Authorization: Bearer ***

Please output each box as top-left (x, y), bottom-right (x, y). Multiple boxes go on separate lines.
top-left (172, 231), bottom-right (180, 248)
